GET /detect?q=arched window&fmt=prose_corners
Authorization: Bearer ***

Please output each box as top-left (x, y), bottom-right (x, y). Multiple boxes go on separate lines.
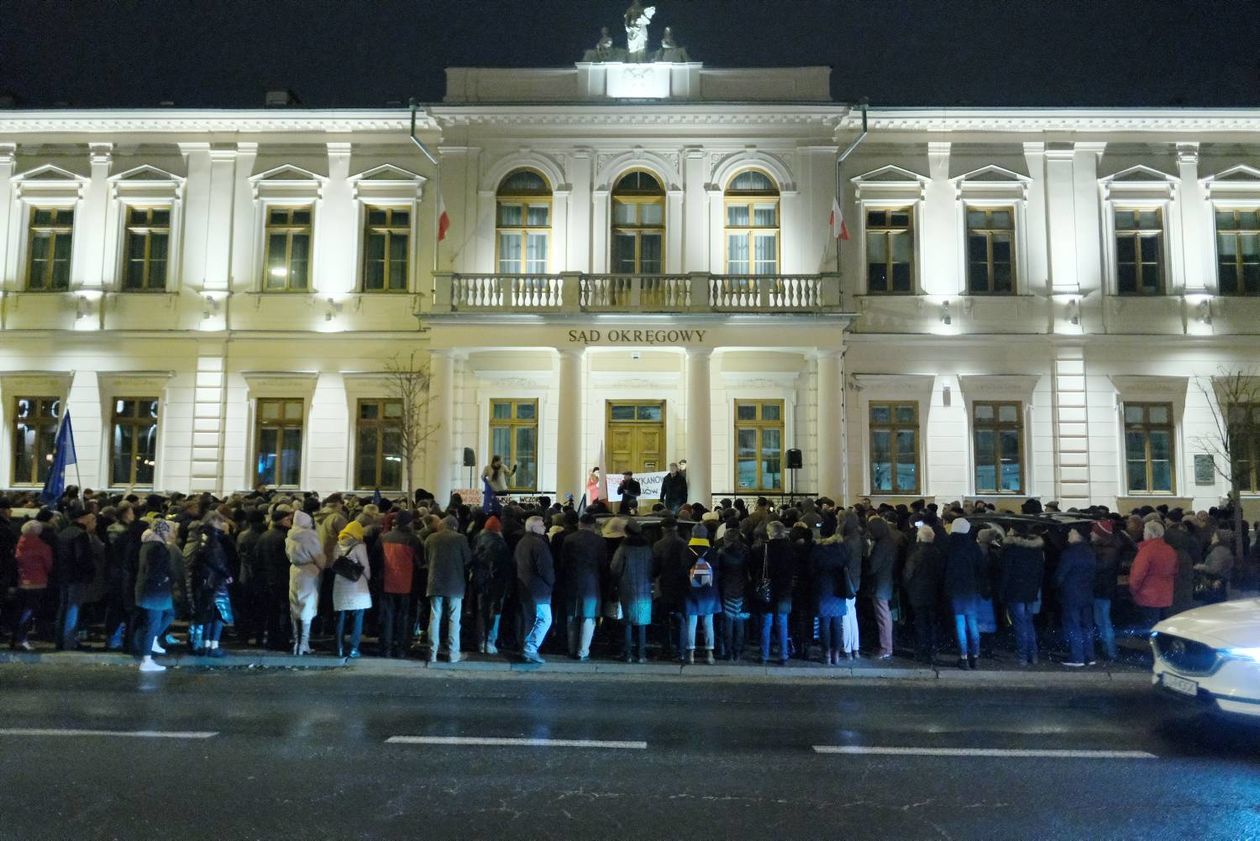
top-left (611, 170), bottom-right (665, 274)
top-left (725, 170), bottom-right (779, 275)
top-left (496, 169), bottom-right (551, 274)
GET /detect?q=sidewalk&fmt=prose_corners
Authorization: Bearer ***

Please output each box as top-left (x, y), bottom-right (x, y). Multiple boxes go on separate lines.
top-left (0, 645), bottom-right (1153, 687)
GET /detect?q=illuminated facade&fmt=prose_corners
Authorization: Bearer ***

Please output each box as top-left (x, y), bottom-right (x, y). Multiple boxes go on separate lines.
top-left (1, 61), bottom-right (1259, 514)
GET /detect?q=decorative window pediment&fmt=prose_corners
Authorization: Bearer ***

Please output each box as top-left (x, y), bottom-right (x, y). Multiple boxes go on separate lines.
top-left (11, 163), bottom-right (87, 203)
top-left (108, 164), bottom-right (185, 202)
top-left (851, 164), bottom-right (928, 202)
top-left (951, 165), bottom-right (1030, 201)
top-left (1101, 165), bottom-right (1178, 201)
top-left (1201, 164), bottom-right (1260, 201)
top-left (249, 164), bottom-right (325, 201)
top-left (349, 164), bottom-right (426, 202)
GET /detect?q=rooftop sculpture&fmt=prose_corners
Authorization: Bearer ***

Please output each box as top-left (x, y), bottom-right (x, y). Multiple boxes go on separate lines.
top-left (582, 2), bottom-right (689, 63)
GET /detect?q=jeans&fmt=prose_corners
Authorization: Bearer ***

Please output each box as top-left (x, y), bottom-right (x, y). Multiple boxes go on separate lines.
top-left (379, 593), bottom-right (411, 655)
top-left (428, 595), bottom-right (463, 658)
top-left (56, 583), bottom-right (84, 650)
top-left (140, 608), bottom-right (174, 659)
top-left (818, 615), bottom-right (844, 653)
top-left (568, 616), bottom-right (595, 658)
top-left (336, 609), bottom-right (365, 655)
top-left (871, 597), bottom-right (893, 656)
top-left (11, 588), bottom-right (44, 645)
top-left (476, 590), bottom-right (502, 648)
top-left (523, 601), bottom-right (552, 655)
top-left (953, 610), bottom-right (980, 658)
top-left (685, 614), bottom-right (715, 650)
top-left (1061, 601), bottom-right (1094, 664)
top-left (1093, 598), bottom-right (1117, 660)
top-left (841, 598), bottom-right (860, 654)
top-left (623, 623), bottom-right (648, 660)
top-left (759, 611), bottom-right (789, 662)
top-left (1009, 601), bottom-right (1037, 662)
top-left (721, 613), bottom-right (747, 661)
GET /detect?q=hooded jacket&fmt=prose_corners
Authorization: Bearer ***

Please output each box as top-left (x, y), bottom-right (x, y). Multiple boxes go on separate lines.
top-left (863, 518), bottom-right (897, 601)
top-left (1054, 540), bottom-right (1096, 606)
top-left (15, 522), bottom-right (53, 589)
top-left (999, 533), bottom-right (1045, 604)
top-left (285, 510), bottom-right (326, 568)
top-left (902, 540), bottom-right (943, 607)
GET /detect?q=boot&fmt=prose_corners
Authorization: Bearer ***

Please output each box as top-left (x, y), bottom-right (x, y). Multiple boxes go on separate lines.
top-left (686, 649), bottom-right (695, 665)
top-left (705, 649), bottom-right (715, 665)
top-left (297, 620), bottom-right (312, 656)
top-left (968, 655), bottom-right (978, 670)
top-left (188, 624), bottom-right (204, 655)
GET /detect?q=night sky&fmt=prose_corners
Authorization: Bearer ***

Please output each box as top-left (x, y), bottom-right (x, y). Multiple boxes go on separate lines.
top-left (3, 0), bottom-right (1258, 109)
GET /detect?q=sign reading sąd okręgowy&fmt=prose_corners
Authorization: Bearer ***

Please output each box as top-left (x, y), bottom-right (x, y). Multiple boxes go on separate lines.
top-left (567, 328), bottom-right (707, 346)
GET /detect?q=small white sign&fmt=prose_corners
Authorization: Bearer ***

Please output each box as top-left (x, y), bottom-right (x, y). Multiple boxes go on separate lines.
top-left (605, 470), bottom-right (669, 503)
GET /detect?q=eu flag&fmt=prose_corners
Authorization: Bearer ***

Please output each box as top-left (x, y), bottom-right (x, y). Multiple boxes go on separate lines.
top-left (40, 411), bottom-right (77, 505)
top-left (482, 476), bottom-right (501, 516)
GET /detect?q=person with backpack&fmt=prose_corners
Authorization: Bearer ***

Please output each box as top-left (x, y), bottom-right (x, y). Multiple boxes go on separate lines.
top-left (682, 530), bottom-right (720, 664)
top-left (331, 520), bottom-right (372, 658)
top-left (134, 519), bottom-right (177, 672)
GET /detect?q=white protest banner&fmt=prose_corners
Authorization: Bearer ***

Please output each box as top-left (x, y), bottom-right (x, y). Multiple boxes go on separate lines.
top-left (605, 471), bottom-right (668, 503)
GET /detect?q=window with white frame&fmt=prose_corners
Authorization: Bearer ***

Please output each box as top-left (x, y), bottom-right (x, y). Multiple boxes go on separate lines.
top-left (122, 207), bottom-right (170, 291)
top-left (724, 170), bottom-right (779, 275)
top-left (26, 208), bottom-right (74, 291)
top-left (865, 208), bottom-right (914, 294)
top-left (1114, 207), bottom-right (1165, 296)
top-left (263, 206), bottom-right (313, 291)
top-left (1215, 208), bottom-right (1260, 297)
top-left (496, 170), bottom-right (551, 275)
top-left (966, 207), bottom-right (1016, 294)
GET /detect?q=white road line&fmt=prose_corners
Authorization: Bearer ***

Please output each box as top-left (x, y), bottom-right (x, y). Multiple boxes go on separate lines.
top-left (813, 745), bottom-right (1156, 759)
top-left (0, 728), bottom-right (218, 740)
top-left (387, 736), bottom-right (647, 750)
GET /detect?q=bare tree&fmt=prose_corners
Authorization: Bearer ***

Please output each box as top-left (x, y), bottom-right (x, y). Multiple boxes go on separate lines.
top-left (1195, 366), bottom-right (1260, 577)
top-left (383, 350), bottom-right (440, 502)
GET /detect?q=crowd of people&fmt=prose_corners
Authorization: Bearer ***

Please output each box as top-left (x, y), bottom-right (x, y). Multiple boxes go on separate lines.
top-left (1, 477), bottom-right (1255, 674)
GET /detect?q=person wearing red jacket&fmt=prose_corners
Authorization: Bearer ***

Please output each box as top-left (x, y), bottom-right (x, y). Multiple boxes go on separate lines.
top-left (1129, 520), bottom-right (1178, 628)
top-left (11, 520), bottom-right (54, 650)
top-left (378, 510), bottom-right (423, 658)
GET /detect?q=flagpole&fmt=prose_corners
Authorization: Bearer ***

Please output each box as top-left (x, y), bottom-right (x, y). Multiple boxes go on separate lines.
top-left (835, 98), bottom-right (870, 277)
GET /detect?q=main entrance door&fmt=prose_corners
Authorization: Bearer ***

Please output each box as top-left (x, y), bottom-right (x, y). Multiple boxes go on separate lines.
top-left (606, 400), bottom-right (666, 475)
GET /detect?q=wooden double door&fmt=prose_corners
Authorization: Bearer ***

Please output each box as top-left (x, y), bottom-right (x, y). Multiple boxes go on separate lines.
top-left (606, 400), bottom-right (666, 475)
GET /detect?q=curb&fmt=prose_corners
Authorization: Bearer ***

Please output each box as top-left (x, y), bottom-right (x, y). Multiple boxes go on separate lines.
top-left (1, 649), bottom-right (1151, 686)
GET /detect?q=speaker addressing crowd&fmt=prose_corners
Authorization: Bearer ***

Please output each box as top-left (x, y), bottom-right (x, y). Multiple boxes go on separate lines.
top-left (1, 484), bottom-right (1255, 673)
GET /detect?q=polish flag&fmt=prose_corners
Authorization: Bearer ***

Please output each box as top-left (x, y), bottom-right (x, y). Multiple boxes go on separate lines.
top-left (437, 193), bottom-right (450, 242)
top-left (829, 196), bottom-right (850, 241)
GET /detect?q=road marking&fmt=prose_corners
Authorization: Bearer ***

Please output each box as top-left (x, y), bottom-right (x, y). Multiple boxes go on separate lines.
top-left (0, 728), bottom-right (218, 740)
top-left (387, 736), bottom-right (647, 750)
top-left (813, 745), bottom-right (1156, 759)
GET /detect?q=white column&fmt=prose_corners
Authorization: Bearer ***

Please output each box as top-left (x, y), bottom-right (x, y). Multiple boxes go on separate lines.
top-left (1072, 142), bottom-right (1106, 295)
top-left (1021, 142), bottom-right (1050, 295)
top-left (816, 350), bottom-right (843, 499)
top-left (685, 348), bottom-right (712, 505)
top-left (1044, 144), bottom-right (1079, 293)
top-left (566, 148), bottom-right (593, 272)
top-left (555, 348), bottom-right (583, 501)
top-left (317, 141), bottom-right (354, 296)
top-left (427, 350), bottom-right (455, 500)
top-left (922, 141), bottom-right (958, 296)
top-left (1177, 143), bottom-right (1211, 292)
top-left (75, 143), bottom-right (112, 290)
top-left (683, 146), bottom-right (709, 272)
top-left (0, 144), bottom-right (16, 288)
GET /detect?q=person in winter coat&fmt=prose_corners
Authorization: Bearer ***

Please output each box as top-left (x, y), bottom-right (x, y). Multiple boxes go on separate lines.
top-left (1090, 520), bottom-right (1123, 661)
top-left (715, 529), bottom-right (750, 662)
top-left (902, 525), bottom-right (943, 663)
top-left (425, 515), bottom-right (471, 663)
top-left (257, 506), bottom-right (293, 651)
top-left (1129, 520), bottom-right (1178, 627)
top-left (838, 512), bottom-right (864, 659)
top-left (652, 518), bottom-right (690, 661)
top-left (470, 516), bottom-right (511, 655)
top-left (945, 518), bottom-right (984, 670)
top-left (1164, 517), bottom-right (1199, 615)
top-left (561, 514), bottom-right (606, 661)
top-left (235, 509), bottom-right (268, 648)
top-left (810, 531), bottom-right (849, 666)
top-left (379, 510), bottom-right (424, 658)
top-left (789, 523), bottom-right (815, 660)
top-left (1194, 529), bottom-right (1235, 604)
top-left (515, 515), bottom-right (555, 664)
top-left (611, 518), bottom-right (655, 663)
top-left (134, 519), bottom-right (177, 672)
top-left (55, 505), bottom-right (98, 652)
top-left (1000, 527), bottom-right (1045, 666)
top-left (659, 463), bottom-right (688, 514)
top-left (682, 533), bottom-right (720, 664)
top-left (103, 503), bottom-right (137, 651)
top-left (864, 517), bottom-right (897, 659)
top-left (286, 509), bottom-right (326, 656)
top-left (1055, 527), bottom-right (1097, 667)
top-left (756, 521), bottom-right (795, 665)
top-left (11, 521), bottom-right (53, 651)
top-left (193, 513), bottom-right (236, 657)
top-left (332, 521), bottom-right (372, 658)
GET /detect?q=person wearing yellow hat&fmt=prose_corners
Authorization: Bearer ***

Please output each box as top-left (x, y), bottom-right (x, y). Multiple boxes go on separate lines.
top-left (682, 532), bottom-right (720, 664)
top-left (332, 520), bottom-right (372, 658)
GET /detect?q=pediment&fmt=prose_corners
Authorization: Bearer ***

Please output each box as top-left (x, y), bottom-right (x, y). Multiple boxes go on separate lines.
top-left (109, 164), bottom-right (185, 184)
top-left (951, 164), bottom-right (1030, 185)
top-left (851, 164), bottom-right (928, 185)
top-left (1201, 164), bottom-right (1260, 187)
top-left (248, 164), bottom-right (326, 184)
top-left (12, 163), bottom-right (86, 183)
top-left (1101, 164), bottom-right (1177, 185)
top-left (351, 163), bottom-right (425, 183)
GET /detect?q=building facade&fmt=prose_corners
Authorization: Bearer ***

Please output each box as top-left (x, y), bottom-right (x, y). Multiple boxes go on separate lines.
top-left (2, 60), bottom-right (1259, 514)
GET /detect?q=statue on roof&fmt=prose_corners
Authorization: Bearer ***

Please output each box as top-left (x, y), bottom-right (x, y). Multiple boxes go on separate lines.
top-left (654, 26), bottom-right (689, 62)
top-left (624, 2), bottom-right (656, 62)
top-left (592, 26), bottom-right (615, 60)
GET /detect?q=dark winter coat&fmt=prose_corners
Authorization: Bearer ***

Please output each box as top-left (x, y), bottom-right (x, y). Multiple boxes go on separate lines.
top-left (1091, 533), bottom-right (1122, 600)
top-left (863, 518), bottom-right (897, 601)
top-left (902, 541), bottom-right (943, 607)
top-left (1054, 541), bottom-right (1096, 606)
top-left (255, 525), bottom-right (291, 596)
top-left (714, 540), bottom-right (749, 603)
top-left (660, 472), bottom-right (688, 509)
top-left (810, 534), bottom-right (849, 617)
top-left (1000, 534), bottom-right (1045, 604)
top-left (1164, 525), bottom-right (1198, 613)
top-left (56, 523), bottom-right (97, 586)
top-left (653, 529), bottom-right (691, 610)
top-left (470, 529), bottom-right (511, 603)
top-left (611, 535), bottom-right (654, 626)
top-left (425, 529), bottom-right (471, 598)
top-left (514, 531), bottom-right (555, 603)
top-left (561, 528), bottom-right (607, 615)
top-left (756, 538), bottom-right (795, 613)
top-left (944, 531), bottom-right (983, 601)
top-left (135, 539), bottom-right (175, 611)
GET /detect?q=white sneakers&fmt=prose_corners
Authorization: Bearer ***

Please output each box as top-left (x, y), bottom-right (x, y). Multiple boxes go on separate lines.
top-left (138, 656), bottom-right (166, 672)
top-left (151, 641), bottom-right (167, 655)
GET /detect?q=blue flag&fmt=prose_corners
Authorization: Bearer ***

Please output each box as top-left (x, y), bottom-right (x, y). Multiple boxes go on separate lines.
top-left (40, 411), bottom-right (77, 505)
top-left (482, 476), bottom-right (501, 516)
top-left (372, 487), bottom-right (383, 507)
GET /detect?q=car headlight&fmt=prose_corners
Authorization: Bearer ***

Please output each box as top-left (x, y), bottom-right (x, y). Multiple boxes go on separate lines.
top-left (1225, 647), bottom-right (1260, 663)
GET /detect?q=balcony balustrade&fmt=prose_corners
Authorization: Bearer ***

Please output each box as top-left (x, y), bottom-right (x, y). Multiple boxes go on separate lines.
top-left (434, 272), bottom-right (843, 314)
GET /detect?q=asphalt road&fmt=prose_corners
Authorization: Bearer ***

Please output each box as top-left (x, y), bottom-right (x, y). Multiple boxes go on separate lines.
top-left (0, 665), bottom-right (1257, 840)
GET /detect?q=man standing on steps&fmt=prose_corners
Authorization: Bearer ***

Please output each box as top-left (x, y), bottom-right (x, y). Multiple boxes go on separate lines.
top-left (660, 462), bottom-right (688, 515)
top-left (617, 470), bottom-right (642, 515)
top-left (515, 516), bottom-right (555, 664)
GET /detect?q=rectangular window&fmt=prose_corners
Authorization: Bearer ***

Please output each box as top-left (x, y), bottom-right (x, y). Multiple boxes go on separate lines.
top-left (263, 206), bottom-right (312, 291)
top-left (12, 397), bottom-right (60, 485)
top-left (865, 208), bottom-right (914, 294)
top-left (122, 207), bottom-right (171, 291)
top-left (869, 402), bottom-right (919, 494)
top-left (27, 208), bottom-right (74, 291)
top-left (488, 399), bottom-right (538, 491)
top-left (1215, 209), bottom-right (1260, 297)
top-left (110, 398), bottom-right (159, 487)
top-left (734, 399), bottom-right (784, 492)
top-left (362, 207), bottom-right (410, 292)
top-left (966, 207), bottom-right (1015, 294)
top-left (1124, 402), bottom-right (1174, 493)
top-left (1228, 403), bottom-right (1260, 493)
top-left (355, 398), bottom-right (403, 490)
top-left (255, 398), bottom-right (304, 487)
top-left (972, 401), bottom-right (1023, 493)
top-left (1114, 208), bottom-right (1164, 296)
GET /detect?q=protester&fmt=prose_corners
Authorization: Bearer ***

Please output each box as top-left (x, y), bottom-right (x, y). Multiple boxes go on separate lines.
top-left (902, 525), bottom-right (942, 664)
top-left (134, 519), bottom-right (176, 672)
top-left (715, 528), bottom-right (750, 663)
top-left (515, 515), bottom-right (555, 664)
top-left (611, 518), bottom-right (654, 663)
top-left (425, 516), bottom-right (470, 663)
top-left (682, 531), bottom-right (719, 664)
top-left (1000, 525), bottom-right (1045, 667)
top-left (561, 513), bottom-right (605, 661)
top-left (11, 521), bottom-right (53, 651)
top-left (1129, 520), bottom-right (1178, 628)
top-left (286, 509), bottom-right (325, 656)
top-left (945, 518), bottom-right (983, 670)
top-left (379, 510), bottom-right (423, 658)
top-left (1055, 527), bottom-right (1097, 668)
top-left (332, 521), bottom-right (372, 658)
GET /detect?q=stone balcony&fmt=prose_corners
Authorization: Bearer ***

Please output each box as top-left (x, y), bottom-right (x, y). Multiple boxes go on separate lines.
top-left (432, 272), bottom-right (844, 314)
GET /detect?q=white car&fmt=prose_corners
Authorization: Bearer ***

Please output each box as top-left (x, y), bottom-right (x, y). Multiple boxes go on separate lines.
top-left (1151, 598), bottom-right (1260, 719)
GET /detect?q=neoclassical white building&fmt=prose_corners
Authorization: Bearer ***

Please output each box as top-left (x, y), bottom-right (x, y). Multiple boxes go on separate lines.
top-left (1, 58), bottom-right (1259, 516)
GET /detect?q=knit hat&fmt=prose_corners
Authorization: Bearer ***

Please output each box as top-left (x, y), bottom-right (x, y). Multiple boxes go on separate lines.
top-left (1091, 519), bottom-right (1115, 538)
top-left (688, 535), bottom-right (710, 548)
top-left (951, 517), bottom-right (972, 535)
top-left (395, 510), bottom-right (414, 528)
top-left (338, 520), bottom-right (365, 542)
top-left (483, 516), bottom-right (502, 533)
top-left (293, 510), bottom-right (314, 530)
top-left (148, 519), bottom-right (173, 542)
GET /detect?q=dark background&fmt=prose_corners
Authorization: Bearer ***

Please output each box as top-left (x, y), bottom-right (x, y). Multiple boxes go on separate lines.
top-left (2, 0), bottom-right (1258, 108)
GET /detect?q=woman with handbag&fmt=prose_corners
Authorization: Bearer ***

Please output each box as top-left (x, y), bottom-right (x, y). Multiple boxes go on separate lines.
top-left (286, 510), bottom-right (326, 656)
top-left (134, 519), bottom-right (177, 672)
top-left (839, 512), bottom-right (864, 660)
top-left (756, 520), bottom-right (795, 665)
top-left (332, 521), bottom-right (372, 658)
